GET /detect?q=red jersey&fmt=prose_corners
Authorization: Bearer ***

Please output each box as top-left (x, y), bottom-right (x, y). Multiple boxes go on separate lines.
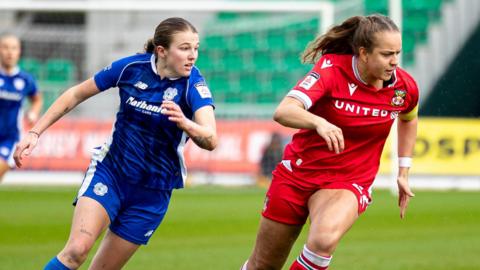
top-left (279, 54), bottom-right (419, 187)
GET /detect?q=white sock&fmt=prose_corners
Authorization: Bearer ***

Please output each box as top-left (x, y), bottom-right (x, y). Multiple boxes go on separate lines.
top-left (303, 245), bottom-right (332, 267)
top-left (240, 260), bottom-right (248, 270)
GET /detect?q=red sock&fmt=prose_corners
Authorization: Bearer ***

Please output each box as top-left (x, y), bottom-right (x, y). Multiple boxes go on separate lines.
top-left (289, 245), bottom-right (331, 270)
top-left (290, 254), bottom-right (329, 270)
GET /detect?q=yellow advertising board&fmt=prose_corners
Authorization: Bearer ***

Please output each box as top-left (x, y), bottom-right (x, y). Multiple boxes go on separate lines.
top-left (379, 118), bottom-right (480, 175)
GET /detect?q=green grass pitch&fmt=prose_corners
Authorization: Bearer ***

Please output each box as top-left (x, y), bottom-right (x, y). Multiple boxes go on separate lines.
top-left (0, 185), bottom-right (479, 269)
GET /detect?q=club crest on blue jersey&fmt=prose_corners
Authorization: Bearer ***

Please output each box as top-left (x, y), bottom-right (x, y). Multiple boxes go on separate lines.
top-left (13, 78), bottom-right (25, 91)
top-left (0, 146), bottom-right (10, 156)
top-left (93, 182), bottom-right (108, 196)
top-left (163, 87), bottom-right (178, 101)
top-left (299, 72), bottom-right (320, 90)
top-left (391, 89), bottom-right (406, 106)
top-left (194, 82), bottom-right (211, 98)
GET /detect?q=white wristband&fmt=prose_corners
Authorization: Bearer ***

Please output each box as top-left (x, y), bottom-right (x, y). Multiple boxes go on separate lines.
top-left (398, 157), bottom-right (412, 168)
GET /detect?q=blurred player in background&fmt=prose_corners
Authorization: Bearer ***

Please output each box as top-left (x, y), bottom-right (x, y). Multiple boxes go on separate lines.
top-left (14, 17), bottom-right (217, 270)
top-left (242, 14), bottom-right (418, 270)
top-left (257, 132), bottom-right (284, 188)
top-left (0, 33), bottom-right (42, 183)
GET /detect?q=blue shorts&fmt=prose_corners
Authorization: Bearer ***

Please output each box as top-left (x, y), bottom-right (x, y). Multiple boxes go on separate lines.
top-left (76, 159), bottom-right (172, 245)
top-left (0, 137), bottom-right (16, 167)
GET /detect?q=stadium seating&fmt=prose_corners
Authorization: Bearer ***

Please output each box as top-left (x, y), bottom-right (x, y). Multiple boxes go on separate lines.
top-left (366, 0), bottom-right (447, 66)
top-left (19, 58), bottom-right (43, 80)
top-left (197, 0), bottom-right (448, 104)
top-left (197, 13), bottom-right (317, 104)
top-left (18, 58), bottom-right (77, 111)
top-left (44, 59), bottom-right (76, 83)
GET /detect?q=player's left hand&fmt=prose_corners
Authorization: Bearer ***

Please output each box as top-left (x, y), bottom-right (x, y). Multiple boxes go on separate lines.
top-left (13, 131), bottom-right (40, 168)
top-left (161, 101), bottom-right (192, 130)
top-left (397, 175), bottom-right (415, 219)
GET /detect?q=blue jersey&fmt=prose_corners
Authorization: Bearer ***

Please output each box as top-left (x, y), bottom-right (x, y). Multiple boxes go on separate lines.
top-left (0, 67), bottom-right (38, 141)
top-left (93, 53), bottom-right (214, 190)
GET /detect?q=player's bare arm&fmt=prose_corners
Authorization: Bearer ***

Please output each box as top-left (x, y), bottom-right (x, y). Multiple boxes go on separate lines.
top-left (397, 115), bottom-right (418, 218)
top-left (161, 101), bottom-right (217, 151)
top-left (274, 96), bottom-right (344, 153)
top-left (26, 93), bottom-right (43, 125)
top-left (13, 78), bottom-right (100, 167)
top-left (30, 78), bottom-right (100, 136)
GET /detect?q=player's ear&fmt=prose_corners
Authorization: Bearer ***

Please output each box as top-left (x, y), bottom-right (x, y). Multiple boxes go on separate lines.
top-left (358, 47), bottom-right (368, 62)
top-left (156, 45), bottom-right (167, 58)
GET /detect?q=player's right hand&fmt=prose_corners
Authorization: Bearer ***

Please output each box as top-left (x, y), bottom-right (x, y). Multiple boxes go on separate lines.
top-left (315, 118), bottom-right (344, 154)
top-left (13, 131), bottom-right (39, 168)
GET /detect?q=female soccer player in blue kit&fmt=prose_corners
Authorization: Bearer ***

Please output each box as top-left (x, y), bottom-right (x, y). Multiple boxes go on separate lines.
top-left (14, 17), bottom-right (217, 270)
top-left (0, 33), bottom-right (43, 182)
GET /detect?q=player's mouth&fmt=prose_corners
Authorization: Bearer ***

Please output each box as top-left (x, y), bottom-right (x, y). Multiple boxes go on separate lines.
top-left (184, 63), bottom-right (193, 71)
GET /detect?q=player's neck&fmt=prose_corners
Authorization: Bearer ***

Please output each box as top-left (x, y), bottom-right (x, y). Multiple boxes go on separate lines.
top-left (356, 61), bottom-right (383, 90)
top-left (156, 61), bottom-right (178, 80)
top-left (0, 63), bottom-right (16, 75)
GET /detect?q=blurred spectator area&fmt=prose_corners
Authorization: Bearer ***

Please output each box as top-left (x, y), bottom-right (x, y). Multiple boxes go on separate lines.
top-left (198, 0), bottom-right (452, 107)
top-left (1, 0), bottom-right (478, 118)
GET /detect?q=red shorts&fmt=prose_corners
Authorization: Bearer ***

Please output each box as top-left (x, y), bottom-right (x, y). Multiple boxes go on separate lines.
top-left (262, 167), bottom-right (373, 225)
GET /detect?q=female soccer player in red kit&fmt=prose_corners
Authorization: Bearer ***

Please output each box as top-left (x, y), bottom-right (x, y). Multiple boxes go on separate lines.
top-left (241, 14), bottom-right (418, 270)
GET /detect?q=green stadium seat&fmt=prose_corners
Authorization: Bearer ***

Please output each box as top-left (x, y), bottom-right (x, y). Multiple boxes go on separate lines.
top-left (196, 49), bottom-right (217, 71)
top-left (19, 58), bottom-right (43, 80)
top-left (44, 59), bottom-right (75, 82)
top-left (204, 35), bottom-right (231, 50)
top-left (37, 81), bottom-right (68, 112)
top-left (265, 29), bottom-right (289, 51)
top-left (252, 51), bottom-right (278, 71)
top-left (365, 0), bottom-right (388, 14)
top-left (232, 32), bottom-right (263, 50)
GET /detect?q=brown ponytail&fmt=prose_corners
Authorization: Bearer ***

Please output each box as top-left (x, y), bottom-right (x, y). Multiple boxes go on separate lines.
top-left (301, 14), bottom-right (399, 64)
top-left (144, 38), bottom-right (156, 53)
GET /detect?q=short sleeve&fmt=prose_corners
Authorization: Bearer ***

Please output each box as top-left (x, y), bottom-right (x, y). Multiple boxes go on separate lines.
top-left (286, 57), bottom-right (331, 110)
top-left (25, 75), bottom-right (38, 97)
top-left (94, 58), bottom-right (130, 91)
top-left (399, 73), bottom-right (419, 120)
top-left (188, 78), bottom-right (215, 113)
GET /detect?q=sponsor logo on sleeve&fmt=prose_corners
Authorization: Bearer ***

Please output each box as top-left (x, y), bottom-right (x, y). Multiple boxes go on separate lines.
top-left (194, 82), bottom-right (212, 98)
top-left (299, 72), bottom-right (319, 90)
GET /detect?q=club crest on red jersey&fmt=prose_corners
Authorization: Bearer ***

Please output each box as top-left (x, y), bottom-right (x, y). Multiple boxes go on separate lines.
top-left (391, 89), bottom-right (406, 106)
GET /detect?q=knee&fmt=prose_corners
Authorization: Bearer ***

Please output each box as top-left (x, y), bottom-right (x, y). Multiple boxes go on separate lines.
top-left (60, 240), bottom-right (92, 267)
top-left (308, 228), bottom-right (342, 255)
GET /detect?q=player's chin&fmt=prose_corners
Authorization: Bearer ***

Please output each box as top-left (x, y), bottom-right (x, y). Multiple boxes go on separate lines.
top-left (382, 72), bottom-right (393, 81)
top-left (179, 68), bottom-right (192, 77)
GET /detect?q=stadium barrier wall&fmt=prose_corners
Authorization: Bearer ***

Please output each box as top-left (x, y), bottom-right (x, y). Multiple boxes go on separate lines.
top-left (18, 117), bottom-right (480, 176)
